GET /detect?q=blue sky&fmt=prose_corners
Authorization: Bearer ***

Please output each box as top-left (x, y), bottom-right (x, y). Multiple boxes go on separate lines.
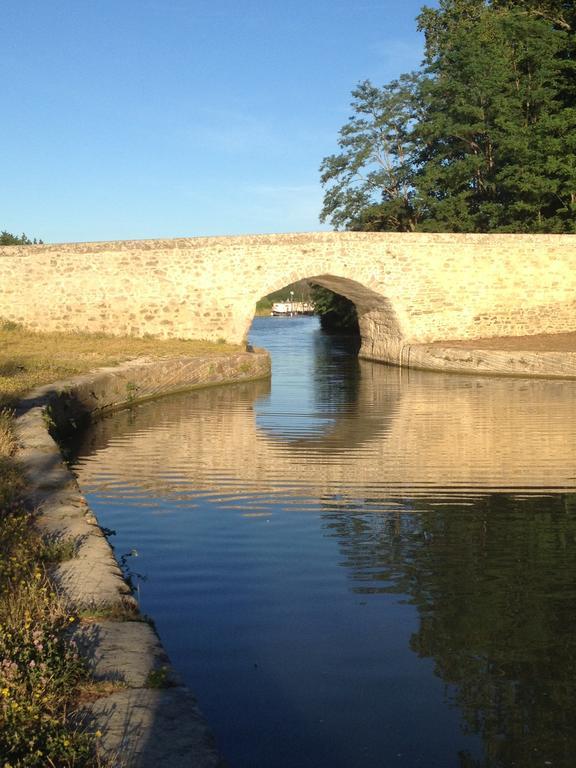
top-left (2, 0), bottom-right (433, 243)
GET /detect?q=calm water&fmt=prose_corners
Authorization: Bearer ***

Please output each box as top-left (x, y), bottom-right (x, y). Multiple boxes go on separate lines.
top-left (71, 316), bottom-right (576, 768)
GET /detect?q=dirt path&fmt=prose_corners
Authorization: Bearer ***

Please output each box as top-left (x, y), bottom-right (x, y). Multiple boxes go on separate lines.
top-left (427, 332), bottom-right (576, 352)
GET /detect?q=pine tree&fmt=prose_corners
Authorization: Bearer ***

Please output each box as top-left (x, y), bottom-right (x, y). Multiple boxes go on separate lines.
top-left (416, 3), bottom-right (576, 232)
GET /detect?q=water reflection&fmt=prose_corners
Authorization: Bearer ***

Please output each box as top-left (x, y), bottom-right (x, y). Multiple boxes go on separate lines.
top-left (71, 317), bottom-right (576, 768)
top-left (322, 493), bottom-right (576, 767)
top-left (73, 362), bottom-right (576, 497)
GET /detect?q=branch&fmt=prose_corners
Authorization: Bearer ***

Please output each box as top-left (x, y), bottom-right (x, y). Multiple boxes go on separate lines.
top-left (521, 8), bottom-right (571, 31)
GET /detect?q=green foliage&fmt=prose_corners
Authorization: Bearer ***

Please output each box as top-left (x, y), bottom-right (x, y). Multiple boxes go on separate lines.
top-left (0, 231), bottom-right (43, 245)
top-left (125, 380), bottom-right (140, 403)
top-left (416, 4), bottom-right (576, 232)
top-left (0, 586), bottom-right (92, 766)
top-left (255, 297), bottom-right (274, 315)
top-left (0, 432), bottom-right (100, 766)
top-left (144, 666), bottom-right (172, 689)
top-left (321, 0), bottom-right (576, 233)
top-left (310, 285), bottom-right (359, 334)
top-left (0, 503), bottom-right (100, 767)
top-left (40, 535), bottom-right (78, 564)
top-left (320, 76), bottom-right (424, 231)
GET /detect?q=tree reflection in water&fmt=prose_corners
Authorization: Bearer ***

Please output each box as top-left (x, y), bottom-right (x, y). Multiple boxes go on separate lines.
top-left (322, 493), bottom-right (576, 767)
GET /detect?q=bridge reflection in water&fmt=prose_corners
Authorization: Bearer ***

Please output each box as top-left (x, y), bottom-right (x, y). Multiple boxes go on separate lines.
top-left (74, 362), bottom-right (576, 498)
top-left (72, 318), bottom-right (576, 768)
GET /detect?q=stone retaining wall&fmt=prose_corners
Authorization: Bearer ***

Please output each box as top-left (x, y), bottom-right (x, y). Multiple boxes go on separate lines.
top-left (14, 349), bottom-right (270, 768)
top-left (372, 343), bottom-right (576, 378)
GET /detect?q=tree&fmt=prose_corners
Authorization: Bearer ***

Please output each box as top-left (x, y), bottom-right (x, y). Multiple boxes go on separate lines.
top-left (320, 0), bottom-right (576, 233)
top-left (310, 285), bottom-right (359, 334)
top-left (0, 231), bottom-right (43, 245)
top-left (319, 75), bottom-right (424, 232)
top-left (415, 3), bottom-right (576, 232)
top-left (490, 0), bottom-right (575, 33)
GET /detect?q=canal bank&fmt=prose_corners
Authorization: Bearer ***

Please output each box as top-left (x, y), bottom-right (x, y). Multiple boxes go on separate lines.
top-left (360, 330), bottom-right (576, 378)
top-left (13, 348), bottom-right (270, 767)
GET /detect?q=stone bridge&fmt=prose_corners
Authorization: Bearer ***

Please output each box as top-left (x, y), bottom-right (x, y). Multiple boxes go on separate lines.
top-left (1, 232), bottom-right (575, 366)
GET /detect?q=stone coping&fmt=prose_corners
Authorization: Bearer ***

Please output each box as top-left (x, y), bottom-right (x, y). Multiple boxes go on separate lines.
top-left (2, 230), bottom-right (574, 256)
top-left (395, 343), bottom-right (576, 379)
top-left (14, 348), bottom-right (270, 767)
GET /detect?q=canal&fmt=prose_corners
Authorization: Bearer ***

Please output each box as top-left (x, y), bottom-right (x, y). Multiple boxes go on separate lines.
top-left (71, 316), bottom-right (576, 768)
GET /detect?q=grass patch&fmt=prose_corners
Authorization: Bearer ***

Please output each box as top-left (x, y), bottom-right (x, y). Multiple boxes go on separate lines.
top-left (76, 680), bottom-right (127, 706)
top-left (0, 320), bottom-right (240, 408)
top-left (254, 299), bottom-right (272, 317)
top-left (77, 602), bottom-right (141, 623)
top-left (40, 534), bottom-right (79, 564)
top-left (144, 667), bottom-right (172, 689)
top-left (0, 408), bottom-right (16, 455)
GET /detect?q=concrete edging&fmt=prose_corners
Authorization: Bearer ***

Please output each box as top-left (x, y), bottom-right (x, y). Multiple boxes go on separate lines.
top-left (14, 348), bottom-right (271, 768)
top-left (403, 344), bottom-right (576, 378)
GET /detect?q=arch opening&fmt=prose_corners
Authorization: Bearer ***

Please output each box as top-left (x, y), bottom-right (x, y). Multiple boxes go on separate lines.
top-left (248, 274), bottom-right (405, 366)
top-left (254, 279), bottom-right (314, 318)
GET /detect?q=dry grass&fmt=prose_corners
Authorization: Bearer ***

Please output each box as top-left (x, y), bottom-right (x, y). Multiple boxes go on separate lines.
top-left (0, 321), bottom-right (239, 455)
top-left (426, 330), bottom-right (576, 352)
top-left (0, 407), bottom-right (16, 456)
top-left (0, 320), bottom-right (240, 409)
top-left (75, 680), bottom-right (128, 706)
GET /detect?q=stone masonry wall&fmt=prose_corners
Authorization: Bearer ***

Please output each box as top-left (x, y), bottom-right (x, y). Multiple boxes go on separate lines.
top-left (1, 232), bottom-right (575, 365)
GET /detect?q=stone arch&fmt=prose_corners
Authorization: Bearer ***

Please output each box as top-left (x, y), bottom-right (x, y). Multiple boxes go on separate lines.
top-left (248, 273), bottom-right (405, 363)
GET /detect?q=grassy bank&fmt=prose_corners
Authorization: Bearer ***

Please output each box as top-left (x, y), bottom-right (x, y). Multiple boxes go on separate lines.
top-left (0, 321), bottom-right (239, 409)
top-left (0, 322), bottom-right (241, 767)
